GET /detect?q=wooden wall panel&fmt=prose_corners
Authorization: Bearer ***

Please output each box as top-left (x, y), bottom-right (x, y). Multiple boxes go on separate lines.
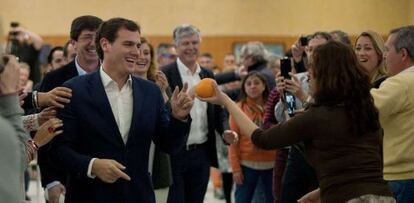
top-left (42, 35), bottom-right (299, 70)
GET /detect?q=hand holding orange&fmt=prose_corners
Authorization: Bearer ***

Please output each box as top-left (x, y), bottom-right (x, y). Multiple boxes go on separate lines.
top-left (195, 78), bottom-right (216, 98)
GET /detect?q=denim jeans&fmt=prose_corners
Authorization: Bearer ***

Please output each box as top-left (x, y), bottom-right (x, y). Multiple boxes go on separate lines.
top-left (388, 179), bottom-right (414, 203)
top-left (235, 165), bottom-right (273, 203)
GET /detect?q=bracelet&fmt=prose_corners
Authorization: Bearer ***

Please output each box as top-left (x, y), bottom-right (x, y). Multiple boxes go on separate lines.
top-left (32, 91), bottom-right (40, 109)
top-left (27, 139), bottom-right (39, 151)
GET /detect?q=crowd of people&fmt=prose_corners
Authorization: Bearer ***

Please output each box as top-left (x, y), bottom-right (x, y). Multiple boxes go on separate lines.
top-left (1, 15), bottom-right (414, 203)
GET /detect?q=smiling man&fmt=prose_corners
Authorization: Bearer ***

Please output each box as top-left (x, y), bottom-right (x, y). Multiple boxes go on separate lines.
top-left (37, 15), bottom-right (102, 203)
top-left (162, 24), bottom-right (225, 203)
top-left (50, 18), bottom-right (193, 203)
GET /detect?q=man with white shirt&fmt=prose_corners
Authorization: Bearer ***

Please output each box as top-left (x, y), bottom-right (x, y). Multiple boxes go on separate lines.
top-left (38, 15), bottom-right (102, 203)
top-left (162, 24), bottom-right (225, 203)
top-left (50, 17), bottom-right (194, 203)
top-left (371, 25), bottom-right (414, 203)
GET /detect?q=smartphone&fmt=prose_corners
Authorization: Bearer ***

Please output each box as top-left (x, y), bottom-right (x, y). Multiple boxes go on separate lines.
top-left (280, 58), bottom-right (292, 79)
top-left (300, 36), bottom-right (308, 46)
top-left (284, 93), bottom-right (296, 117)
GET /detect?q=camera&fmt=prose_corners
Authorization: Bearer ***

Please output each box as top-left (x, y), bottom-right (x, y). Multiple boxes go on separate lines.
top-left (6, 21), bottom-right (21, 55)
top-left (10, 22), bottom-right (19, 28)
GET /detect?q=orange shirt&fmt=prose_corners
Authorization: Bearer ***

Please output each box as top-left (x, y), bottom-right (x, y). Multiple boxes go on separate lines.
top-left (229, 99), bottom-right (276, 173)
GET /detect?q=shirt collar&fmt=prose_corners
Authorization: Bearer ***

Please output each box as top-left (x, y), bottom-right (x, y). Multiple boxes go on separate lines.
top-left (177, 57), bottom-right (201, 76)
top-left (401, 64), bottom-right (414, 73)
top-left (74, 56), bottom-right (87, 76)
top-left (99, 65), bottom-right (132, 88)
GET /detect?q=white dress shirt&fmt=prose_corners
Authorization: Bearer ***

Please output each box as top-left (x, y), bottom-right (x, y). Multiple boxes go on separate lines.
top-left (176, 58), bottom-right (208, 145)
top-left (74, 56), bottom-right (88, 76)
top-left (87, 66), bottom-right (133, 178)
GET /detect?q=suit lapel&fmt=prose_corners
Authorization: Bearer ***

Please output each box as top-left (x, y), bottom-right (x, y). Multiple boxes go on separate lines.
top-left (170, 63), bottom-right (184, 89)
top-left (127, 78), bottom-right (143, 146)
top-left (87, 72), bottom-right (125, 147)
top-left (199, 68), bottom-right (208, 79)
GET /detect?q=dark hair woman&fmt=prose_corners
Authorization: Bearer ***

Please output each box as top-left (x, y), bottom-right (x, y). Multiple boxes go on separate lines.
top-left (200, 41), bottom-right (395, 203)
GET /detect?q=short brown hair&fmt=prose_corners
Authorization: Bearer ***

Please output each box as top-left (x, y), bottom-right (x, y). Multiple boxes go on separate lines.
top-left (95, 18), bottom-right (141, 60)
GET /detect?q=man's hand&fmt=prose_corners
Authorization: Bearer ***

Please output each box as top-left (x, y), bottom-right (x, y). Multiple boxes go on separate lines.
top-left (171, 83), bottom-right (194, 120)
top-left (47, 183), bottom-right (66, 203)
top-left (92, 159), bottom-right (131, 183)
top-left (0, 55), bottom-right (20, 94)
top-left (38, 87), bottom-right (72, 108)
top-left (223, 130), bottom-right (238, 144)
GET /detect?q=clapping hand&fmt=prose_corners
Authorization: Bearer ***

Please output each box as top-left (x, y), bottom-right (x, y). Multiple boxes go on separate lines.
top-left (171, 83), bottom-right (194, 120)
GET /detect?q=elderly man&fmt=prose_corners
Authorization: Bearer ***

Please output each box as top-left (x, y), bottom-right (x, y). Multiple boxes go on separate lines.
top-left (162, 24), bottom-right (225, 203)
top-left (371, 25), bottom-right (414, 203)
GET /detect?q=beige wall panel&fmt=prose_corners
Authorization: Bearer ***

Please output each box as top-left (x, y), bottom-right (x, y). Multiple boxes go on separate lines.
top-left (0, 0), bottom-right (410, 36)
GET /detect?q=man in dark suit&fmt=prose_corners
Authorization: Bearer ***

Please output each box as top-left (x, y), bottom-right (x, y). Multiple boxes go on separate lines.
top-left (162, 24), bottom-right (224, 203)
top-left (37, 15), bottom-right (103, 203)
top-left (50, 17), bottom-right (193, 203)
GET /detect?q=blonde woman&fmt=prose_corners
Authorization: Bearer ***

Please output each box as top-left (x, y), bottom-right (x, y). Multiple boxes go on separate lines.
top-left (355, 31), bottom-right (388, 88)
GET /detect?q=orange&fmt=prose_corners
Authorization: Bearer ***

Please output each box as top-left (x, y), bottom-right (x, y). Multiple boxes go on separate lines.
top-left (195, 78), bottom-right (216, 98)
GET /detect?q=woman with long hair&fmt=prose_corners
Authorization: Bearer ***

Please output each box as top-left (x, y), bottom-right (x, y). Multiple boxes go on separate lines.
top-left (132, 37), bottom-right (172, 203)
top-left (229, 71), bottom-right (275, 203)
top-left (355, 31), bottom-right (388, 88)
top-left (200, 41), bottom-right (394, 203)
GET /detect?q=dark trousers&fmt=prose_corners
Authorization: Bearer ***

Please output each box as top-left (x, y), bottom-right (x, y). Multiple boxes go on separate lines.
top-left (167, 145), bottom-right (210, 203)
top-left (222, 172), bottom-right (233, 203)
top-left (273, 149), bottom-right (289, 203)
top-left (280, 147), bottom-right (318, 203)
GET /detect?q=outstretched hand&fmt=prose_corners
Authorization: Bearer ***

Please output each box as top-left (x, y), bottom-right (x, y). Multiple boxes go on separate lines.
top-left (196, 80), bottom-right (228, 106)
top-left (171, 83), bottom-right (194, 120)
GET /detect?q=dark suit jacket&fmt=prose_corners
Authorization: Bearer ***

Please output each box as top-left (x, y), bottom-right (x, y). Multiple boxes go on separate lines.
top-left (37, 60), bottom-right (79, 188)
top-left (50, 71), bottom-right (190, 203)
top-left (162, 62), bottom-right (224, 167)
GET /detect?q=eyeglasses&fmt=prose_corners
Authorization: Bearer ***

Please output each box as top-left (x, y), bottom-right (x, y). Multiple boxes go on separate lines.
top-left (161, 53), bottom-right (177, 59)
top-left (77, 34), bottom-right (95, 42)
